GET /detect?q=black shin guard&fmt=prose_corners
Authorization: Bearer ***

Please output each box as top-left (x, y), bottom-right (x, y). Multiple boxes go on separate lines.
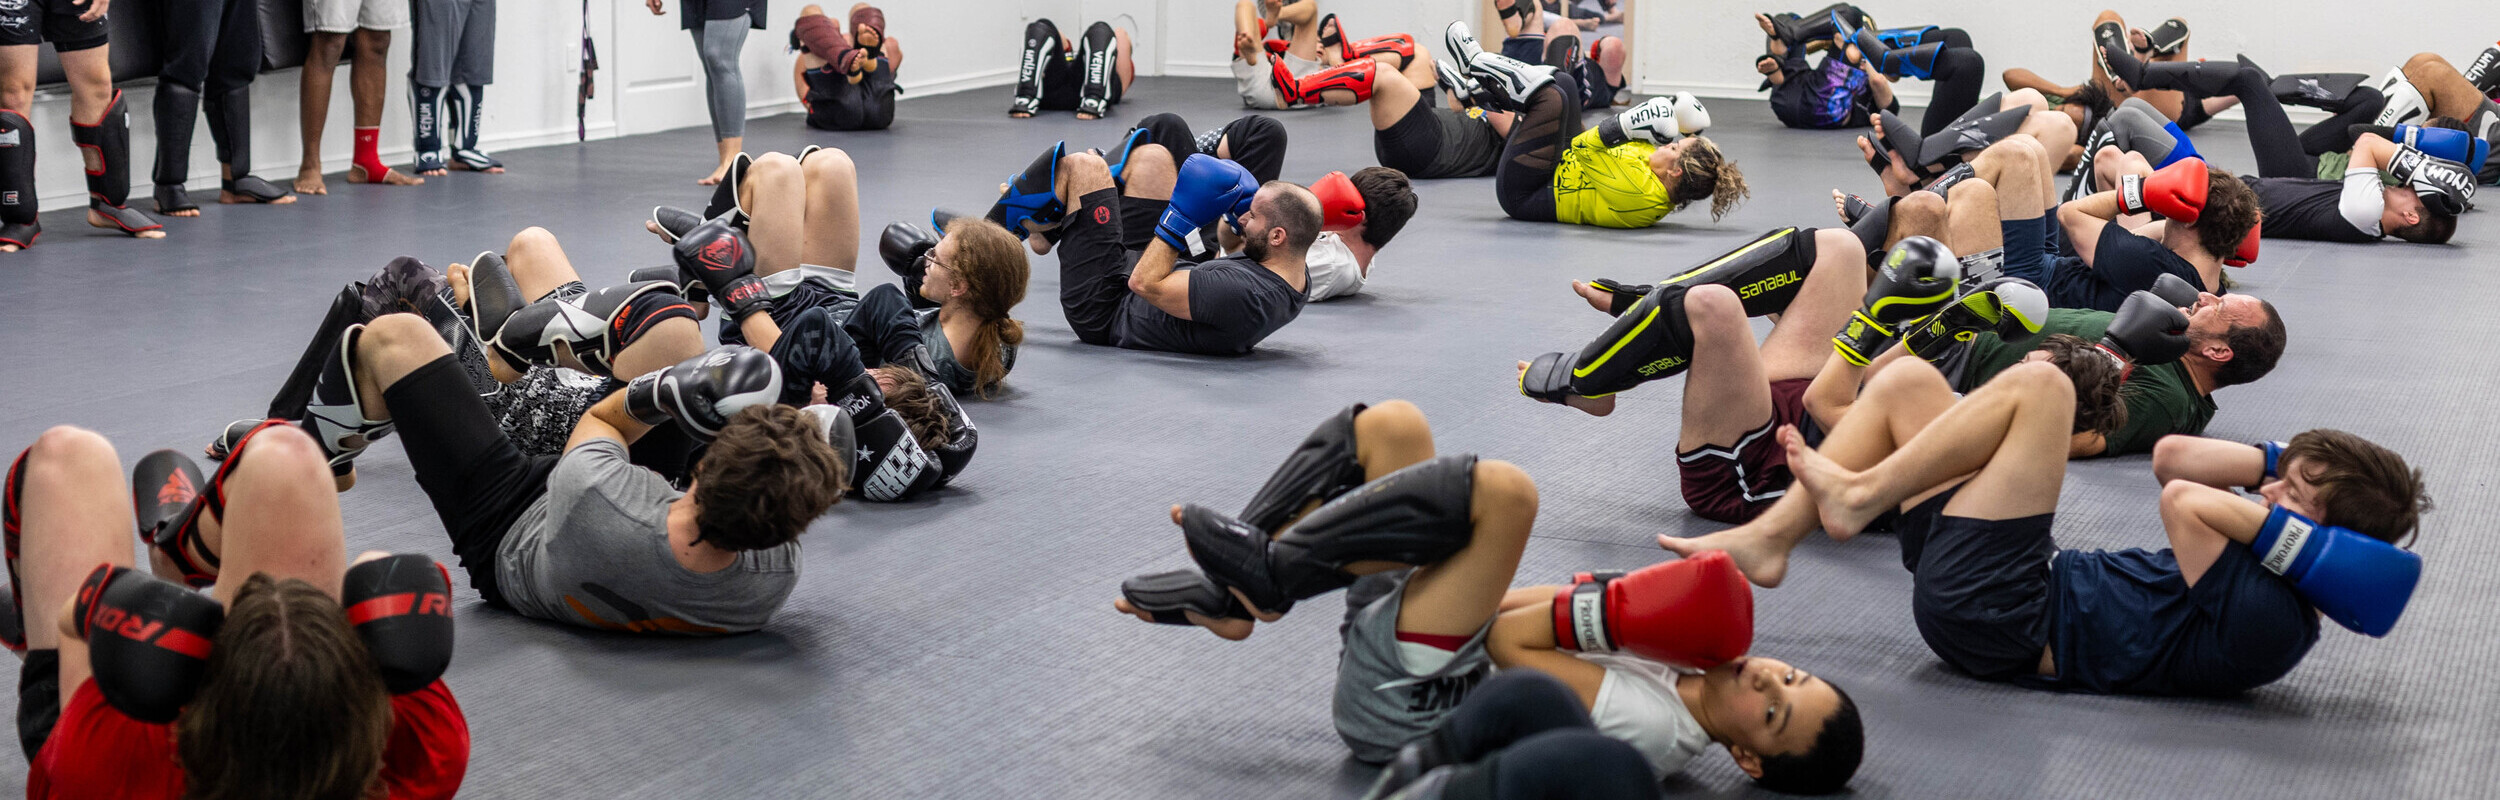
top-left (1525, 227), bottom-right (1817, 401)
top-left (151, 82), bottom-right (202, 195)
top-left (269, 285), bottom-right (367, 422)
top-left (411, 82), bottom-right (446, 165)
top-left (1186, 454), bottom-right (1478, 614)
top-left (1237, 403), bottom-right (1372, 532)
top-left (1076, 21), bottom-right (1117, 117)
top-left (1013, 19), bottom-right (1061, 114)
top-left (0, 110), bottom-right (38, 247)
top-left (206, 86), bottom-right (252, 174)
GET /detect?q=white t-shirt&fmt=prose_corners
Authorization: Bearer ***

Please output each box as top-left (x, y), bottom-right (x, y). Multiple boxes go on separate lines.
top-left (1577, 652), bottom-right (1712, 778)
top-left (1302, 232), bottom-right (1368, 301)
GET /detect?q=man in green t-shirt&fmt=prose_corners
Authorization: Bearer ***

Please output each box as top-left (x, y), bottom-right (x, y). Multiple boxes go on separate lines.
top-left (1817, 293), bottom-right (2285, 457)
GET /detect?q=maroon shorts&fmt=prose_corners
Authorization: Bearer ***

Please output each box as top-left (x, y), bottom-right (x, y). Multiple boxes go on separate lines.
top-left (1678, 378), bottom-right (1814, 524)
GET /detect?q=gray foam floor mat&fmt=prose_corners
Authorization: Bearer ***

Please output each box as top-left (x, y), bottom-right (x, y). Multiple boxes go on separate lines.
top-left (0, 77), bottom-right (2491, 798)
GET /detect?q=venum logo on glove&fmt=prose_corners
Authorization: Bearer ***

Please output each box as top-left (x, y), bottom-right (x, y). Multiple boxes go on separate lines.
top-left (697, 237), bottom-right (744, 274)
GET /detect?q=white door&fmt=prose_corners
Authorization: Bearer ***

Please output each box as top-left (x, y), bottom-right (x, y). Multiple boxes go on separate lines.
top-left (614, 1), bottom-right (714, 137)
top-left (1081, 0), bottom-right (1162, 76)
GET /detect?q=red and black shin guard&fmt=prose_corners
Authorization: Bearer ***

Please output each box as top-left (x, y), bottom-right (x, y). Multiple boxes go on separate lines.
top-left (69, 90), bottom-right (160, 234)
top-left (4, 450), bottom-right (28, 651)
top-left (1272, 57), bottom-right (1378, 106)
top-left (0, 109), bottom-right (34, 249)
top-left (1346, 34), bottom-right (1416, 70)
top-left (149, 421), bottom-right (293, 589)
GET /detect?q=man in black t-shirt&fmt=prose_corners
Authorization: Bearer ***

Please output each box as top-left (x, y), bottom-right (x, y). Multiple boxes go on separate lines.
top-left (975, 138), bottom-right (1321, 356)
top-left (2048, 159), bottom-right (2258, 312)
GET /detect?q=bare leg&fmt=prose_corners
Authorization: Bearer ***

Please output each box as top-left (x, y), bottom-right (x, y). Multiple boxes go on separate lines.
top-left (2403, 52), bottom-right (2490, 120)
top-left (1366, 64), bottom-right (1425, 128)
top-left (299, 32), bottom-right (349, 194)
top-left (744, 152), bottom-right (804, 277)
top-left (2000, 67), bottom-right (2080, 99)
top-left (1675, 285), bottom-right (1777, 451)
top-left (1784, 360), bottom-right (2072, 536)
top-left (799, 147), bottom-right (861, 271)
top-left (503, 226), bottom-right (585, 301)
top-left (208, 425), bottom-right (347, 605)
top-left (1941, 178), bottom-right (2003, 255)
top-left (14, 427), bottom-right (139, 700)
top-left (1756, 229), bottom-right (1870, 381)
top-left (1885, 190), bottom-right (1948, 244)
top-left (1661, 357), bottom-right (1962, 585)
top-left (1395, 460), bottom-right (1537, 637)
top-left (700, 137), bottom-right (743, 186)
top-left (1114, 27), bottom-right (1136, 95)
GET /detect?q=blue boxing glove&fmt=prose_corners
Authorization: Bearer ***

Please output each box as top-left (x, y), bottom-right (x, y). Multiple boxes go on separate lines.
top-left (2153, 121), bottom-right (2200, 168)
top-left (2392, 124), bottom-right (2491, 174)
top-left (2258, 440), bottom-right (2288, 483)
top-left (1155, 154), bottom-right (1259, 251)
top-left (2250, 505), bottom-right (2422, 637)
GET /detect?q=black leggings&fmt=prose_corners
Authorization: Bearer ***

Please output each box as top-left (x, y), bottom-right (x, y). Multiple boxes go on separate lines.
top-left (1915, 29), bottom-right (1985, 136)
top-left (1426, 671), bottom-right (1661, 800)
top-left (1494, 74), bottom-right (1585, 222)
top-left (2201, 62), bottom-right (2312, 179)
top-left (2298, 88), bottom-right (2388, 157)
top-left (154, 0), bottom-right (264, 182)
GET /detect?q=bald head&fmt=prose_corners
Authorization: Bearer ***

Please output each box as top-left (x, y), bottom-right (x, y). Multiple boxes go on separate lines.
top-left (1244, 181), bottom-right (1321, 263)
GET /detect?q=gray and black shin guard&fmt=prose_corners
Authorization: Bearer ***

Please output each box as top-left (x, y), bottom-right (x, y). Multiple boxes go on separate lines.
top-left (1185, 454), bottom-right (1478, 614)
top-left (1076, 21), bottom-right (1117, 117)
top-left (1012, 19), bottom-right (1060, 115)
top-left (1236, 404), bottom-right (1373, 533)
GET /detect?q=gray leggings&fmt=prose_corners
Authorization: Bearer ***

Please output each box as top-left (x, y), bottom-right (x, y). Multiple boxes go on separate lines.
top-left (694, 17), bottom-right (748, 140)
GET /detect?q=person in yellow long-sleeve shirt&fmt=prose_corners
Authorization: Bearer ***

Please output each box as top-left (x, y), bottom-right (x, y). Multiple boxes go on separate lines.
top-left (1445, 21), bottom-right (1748, 229)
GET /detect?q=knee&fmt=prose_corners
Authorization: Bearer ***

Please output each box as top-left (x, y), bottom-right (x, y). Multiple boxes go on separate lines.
top-left (0, 78), bottom-right (33, 111)
top-left (799, 4), bottom-right (825, 16)
top-left (229, 424), bottom-right (325, 476)
top-left (362, 311), bottom-right (441, 349)
top-left (26, 425), bottom-right (113, 471)
top-left (1866, 355), bottom-right (1949, 396)
top-left (750, 150), bottom-right (801, 182)
top-left (1353, 400), bottom-right (1431, 444)
top-left (1999, 358), bottom-right (2075, 398)
top-left (1058, 148), bottom-right (1113, 193)
top-left (801, 146), bottom-right (855, 181)
top-left (1471, 459), bottom-right (1539, 513)
top-left (1894, 190), bottom-right (1947, 222)
top-left (507, 226), bottom-right (559, 257)
top-left (2092, 9), bottom-right (2123, 24)
top-left (2004, 87), bottom-right (2047, 112)
top-left (1122, 143), bottom-right (1173, 180)
top-left (1683, 284), bottom-right (1745, 329)
top-left (2404, 52), bottom-right (2445, 74)
top-left (355, 31), bottom-right (392, 58)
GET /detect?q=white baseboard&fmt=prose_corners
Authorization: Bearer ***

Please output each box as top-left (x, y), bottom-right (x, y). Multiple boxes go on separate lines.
top-left (1638, 79), bottom-right (2333, 124)
top-left (1164, 60), bottom-right (1236, 79)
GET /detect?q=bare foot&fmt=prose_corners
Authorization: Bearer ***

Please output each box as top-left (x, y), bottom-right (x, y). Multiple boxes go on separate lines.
top-left (698, 159), bottom-right (732, 185)
top-left (1113, 596), bottom-right (1259, 640)
top-left (645, 220), bottom-right (673, 241)
top-left (0, 243), bottom-right (19, 252)
top-left (88, 211), bottom-right (167, 238)
top-left (295, 167), bottom-right (329, 195)
top-left (349, 164), bottom-right (425, 185)
top-left (450, 161), bottom-right (507, 175)
top-left (446, 262), bottom-right (472, 307)
top-left (1659, 528), bottom-right (1794, 588)
top-left (417, 164), bottom-right (449, 177)
top-left (1831, 189), bottom-right (1852, 223)
top-left (1777, 425), bottom-right (1885, 539)
top-left (1569, 281), bottom-right (1614, 313)
top-left (1860, 116), bottom-right (1915, 197)
top-left (166, 207), bottom-right (201, 218)
top-left (1515, 360), bottom-right (1615, 416)
top-left (218, 190), bottom-right (297, 205)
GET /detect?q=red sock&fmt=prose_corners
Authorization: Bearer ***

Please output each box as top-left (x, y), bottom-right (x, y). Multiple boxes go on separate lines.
top-left (353, 127), bottom-right (389, 181)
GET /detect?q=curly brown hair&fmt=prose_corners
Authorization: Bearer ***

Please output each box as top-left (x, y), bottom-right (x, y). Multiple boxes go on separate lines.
top-left (2192, 173), bottom-right (2262, 261)
top-left (870, 365), bottom-right (952, 451)
top-left (1671, 137), bottom-right (1748, 221)
top-left (178, 574), bottom-right (392, 800)
top-left (2280, 429), bottom-right (2430, 545)
top-left (693, 404), bottom-right (846, 550)
top-left (2035, 334), bottom-right (2130, 436)
top-left (937, 216), bottom-right (1030, 398)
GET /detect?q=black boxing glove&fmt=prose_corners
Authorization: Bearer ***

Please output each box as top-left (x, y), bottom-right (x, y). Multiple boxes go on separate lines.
top-left (76, 565), bottom-right (223, 723)
top-left (851, 408), bottom-right (942, 502)
top-left (342, 554), bottom-right (455, 695)
top-left (2096, 290), bottom-right (2193, 375)
top-left (626, 346), bottom-right (785, 439)
top-left (927, 383), bottom-right (978, 487)
top-left (672, 214), bottom-right (773, 322)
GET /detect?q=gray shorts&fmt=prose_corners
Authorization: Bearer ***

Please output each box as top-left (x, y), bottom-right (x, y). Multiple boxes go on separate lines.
top-left (1330, 571), bottom-right (1494, 763)
top-left (410, 0), bottom-right (496, 86)
top-left (307, 0), bottom-right (410, 33)
top-left (1233, 54), bottom-right (1320, 110)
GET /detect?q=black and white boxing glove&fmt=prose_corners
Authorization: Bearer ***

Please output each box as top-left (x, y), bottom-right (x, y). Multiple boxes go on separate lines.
top-left (926, 383), bottom-right (978, 487)
top-left (341, 554), bottom-right (455, 695)
top-left (625, 346), bottom-right (784, 439)
top-left (76, 565), bottom-right (224, 723)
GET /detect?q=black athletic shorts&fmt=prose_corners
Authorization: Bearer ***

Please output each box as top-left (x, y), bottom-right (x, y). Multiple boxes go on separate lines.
top-left (1896, 486), bottom-right (2057, 681)
top-left (383, 355), bottom-right (558, 607)
top-left (1057, 187), bottom-right (1139, 345)
top-left (0, 0), bottom-right (108, 50)
top-left (1039, 55), bottom-right (1123, 111)
top-left (1376, 99), bottom-right (1501, 180)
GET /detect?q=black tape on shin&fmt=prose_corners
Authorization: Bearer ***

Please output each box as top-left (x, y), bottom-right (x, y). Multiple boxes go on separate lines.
top-left (0, 111), bottom-right (36, 225)
top-left (1656, 226), bottom-right (1816, 316)
top-left (1237, 403), bottom-right (1372, 532)
top-left (69, 91), bottom-right (133, 207)
top-left (1566, 284), bottom-right (1697, 395)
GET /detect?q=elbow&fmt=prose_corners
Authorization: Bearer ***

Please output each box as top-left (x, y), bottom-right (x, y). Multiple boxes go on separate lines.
top-left (1126, 273), bottom-right (1154, 298)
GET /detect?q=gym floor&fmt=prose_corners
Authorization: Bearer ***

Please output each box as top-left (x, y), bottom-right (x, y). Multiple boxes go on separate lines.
top-left (0, 77), bottom-right (2490, 798)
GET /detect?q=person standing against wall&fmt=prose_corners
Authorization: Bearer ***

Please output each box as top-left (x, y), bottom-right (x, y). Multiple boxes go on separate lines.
top-left (650, 0), bottom-right (767, 185)
top-left (410, 0), bottom-right (505, 175)
top-left (301, 0), bottom-right (425, 192)
top-left (153, 0), bottom-right (297, 217)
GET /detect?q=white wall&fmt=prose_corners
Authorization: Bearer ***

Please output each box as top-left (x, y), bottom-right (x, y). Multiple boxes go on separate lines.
top-left (31, 2), bottom-right (2483, 207)
top-left (1632, 1), bottom-right (2500, 109)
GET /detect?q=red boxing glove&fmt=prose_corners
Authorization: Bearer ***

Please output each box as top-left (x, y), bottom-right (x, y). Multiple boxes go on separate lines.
top-left (2117, 158), bottom-right (2209, 223)
top-left (1312, 171), bottom-right (1366, 232)
top-left (1552, 551), bottom-right (1753, 668)
top-left (2225, 220), bottom-right (2260, 267)
top-left (77, 564), bottom-right (224, 723)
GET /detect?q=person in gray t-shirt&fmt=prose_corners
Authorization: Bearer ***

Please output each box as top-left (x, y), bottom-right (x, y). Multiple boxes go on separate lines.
top-left (1109, 401), bottom-right (1538, 762)
top-left (271, 230), bottom-right (847, 635)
